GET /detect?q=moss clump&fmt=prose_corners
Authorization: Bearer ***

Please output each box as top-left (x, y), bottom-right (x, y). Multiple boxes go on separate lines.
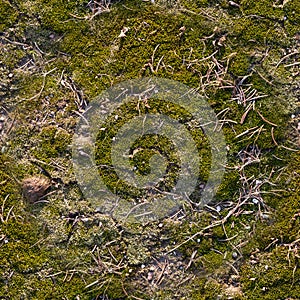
top-left (188, 278), bottom-right (222, 300)
top-left (228, 51), bottom-right (251, 77)
top-left (0, 1), bottom-right (18, 31)
top-left (32, 126), bottom-right (71, 160)
top-left (241, 247), bottom-right (300, 300)
top-left (229, 16), bottom-right (286, 47)
top-left (284, 0), bottom-right (300, 35)
top-left (240, 0), bottom-right (285, 20)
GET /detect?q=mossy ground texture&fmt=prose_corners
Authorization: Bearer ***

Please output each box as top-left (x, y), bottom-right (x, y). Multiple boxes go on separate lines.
top-left (0, 0), bottom-right (299, 299)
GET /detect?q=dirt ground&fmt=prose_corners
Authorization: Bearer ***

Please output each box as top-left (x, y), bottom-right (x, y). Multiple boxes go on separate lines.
top-left (0, 0), bottom-right (299, 299)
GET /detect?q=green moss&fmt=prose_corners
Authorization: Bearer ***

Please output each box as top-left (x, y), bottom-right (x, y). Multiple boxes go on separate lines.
top-left (32, 126), bottom-right (71, 160)
top-left (0, 1), bottom-right (18, 31)
top-left (241, 247), bottom-right (300, 300)
top-left (216, 169), bottom-right (240, 200)
top-left (284, 0), bottom-right (300, 36)
top-left (240, 0), bottom-right (285, 20)
top-left (228, 52), bottom-right (251, 77)
top-left (1, 0), bottom-right (299, 298)
top-left (189, 278), bottom-right (222, 300)
top-left (229, 16), bottom-right (286, 47)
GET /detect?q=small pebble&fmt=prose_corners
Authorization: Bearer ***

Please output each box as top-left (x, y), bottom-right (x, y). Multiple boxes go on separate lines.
top-left (147, 272), bottom-right (153, 281)
top-left (81, 217), bottom-right (89, 223)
